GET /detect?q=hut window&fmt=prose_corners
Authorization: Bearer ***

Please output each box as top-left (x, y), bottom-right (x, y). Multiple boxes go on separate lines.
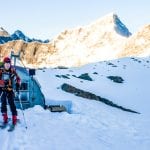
top-left (20, 82), bottom-right (28, 90)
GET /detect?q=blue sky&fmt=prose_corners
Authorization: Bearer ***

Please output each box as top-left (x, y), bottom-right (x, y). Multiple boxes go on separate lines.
top-left (0, 0), bottom-right (150, 40)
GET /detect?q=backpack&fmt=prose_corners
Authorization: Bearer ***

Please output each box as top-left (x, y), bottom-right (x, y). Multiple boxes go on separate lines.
top-left (0, 67), bottom-right (17, 90)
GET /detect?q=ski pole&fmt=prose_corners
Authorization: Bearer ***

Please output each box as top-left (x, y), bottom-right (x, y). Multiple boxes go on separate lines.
top-left (0, 91), bottom-right (3, 99)
top-left (0, 91), bottom-right (3, 104)
top-left (17, 91), bottom-right (28, 129)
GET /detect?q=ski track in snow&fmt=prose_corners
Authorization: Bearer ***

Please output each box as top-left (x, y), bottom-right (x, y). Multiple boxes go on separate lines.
top-left (0, 125), bottom-right (16, 150)
top-left (0, 105), bottom-right (150, 150)
top-left (0, 130), bottom-right (9, 150)
top-left (0, 113), bottom-right (28, 150)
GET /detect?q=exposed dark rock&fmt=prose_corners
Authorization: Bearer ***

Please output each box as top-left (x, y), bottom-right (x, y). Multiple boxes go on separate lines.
top-left (55, 75), bottom-right (70, 79)
top-left (131, 58), bottom-right (142, 63)
top-left (72, 75), bottom-right (77, 77)
top-left (61, 75), bottom-right (70, 79)
top-left (112, 65), bottom-right (117, 67)
top-left (78, 73), bottom-right (93, 81)
top-left (107, 62), bottom-right (114, 66)
top-left (55, 66), bottom-right (68, 69)
top-left (107, 62), bottom-right (117, 67)
top-left (107, 76), bottom-right (124, 83)
top-left (93, 72), bottom-right (98, 75)
top-left (55, 75), bottom-right (61, 78)
top-left (61, 83), bottom-right (140, 114)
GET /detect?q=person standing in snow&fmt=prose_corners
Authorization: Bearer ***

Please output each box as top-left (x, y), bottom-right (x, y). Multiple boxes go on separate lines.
top-left (0, 57), bottom-right (21, 125)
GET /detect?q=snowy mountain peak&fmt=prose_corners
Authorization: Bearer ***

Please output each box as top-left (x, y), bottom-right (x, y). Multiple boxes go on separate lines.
top-left (13, 30), bottom-right (26, 37)
top-left (94, 13), bottom-right (131, 37)
top-left (97, 12), bottom-right (118, 22)
top-left (113, 14), bottom-right (132, 37)
top-left (47, 12), bottom-right (132, 67)
top-left (11, 30), bottom-right (31, 42)
top-left (0, 27), bottom-right (10, 37)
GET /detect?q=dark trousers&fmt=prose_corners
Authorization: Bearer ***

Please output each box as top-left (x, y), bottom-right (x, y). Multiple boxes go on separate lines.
top-left (1, 91), bottom-right (17, 116)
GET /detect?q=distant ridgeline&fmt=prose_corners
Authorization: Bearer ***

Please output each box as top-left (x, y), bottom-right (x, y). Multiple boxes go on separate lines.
top-left (0, 30), bottom-right (49, 44)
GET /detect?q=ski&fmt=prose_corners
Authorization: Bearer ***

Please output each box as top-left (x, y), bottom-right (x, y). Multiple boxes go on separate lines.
top-left (7, 120), bottom-right (19, 132)
top-left (0, 118), bottom-right (20, 131)
top-left (0, 118), bottom-right (11, 129)
top-left (7, 124), bottom-right (15, 132)
top-left (0, 123), bottom-right (8, 129)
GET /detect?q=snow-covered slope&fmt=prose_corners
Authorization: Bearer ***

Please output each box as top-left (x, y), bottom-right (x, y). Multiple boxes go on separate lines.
top-left (0, 57), bottom-right (150, 150)
top-left (36, 56), bottom-right (150, 115)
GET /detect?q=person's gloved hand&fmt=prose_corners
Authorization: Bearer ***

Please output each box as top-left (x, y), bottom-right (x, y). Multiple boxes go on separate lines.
top-left (16, 83), bottom-right (20, 92)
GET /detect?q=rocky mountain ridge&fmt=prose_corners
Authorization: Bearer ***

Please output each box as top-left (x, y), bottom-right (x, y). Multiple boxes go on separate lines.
top-left (0, 13), bottom-right (149, 68)
top-left (0, 28), bottom-right (49, 44)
